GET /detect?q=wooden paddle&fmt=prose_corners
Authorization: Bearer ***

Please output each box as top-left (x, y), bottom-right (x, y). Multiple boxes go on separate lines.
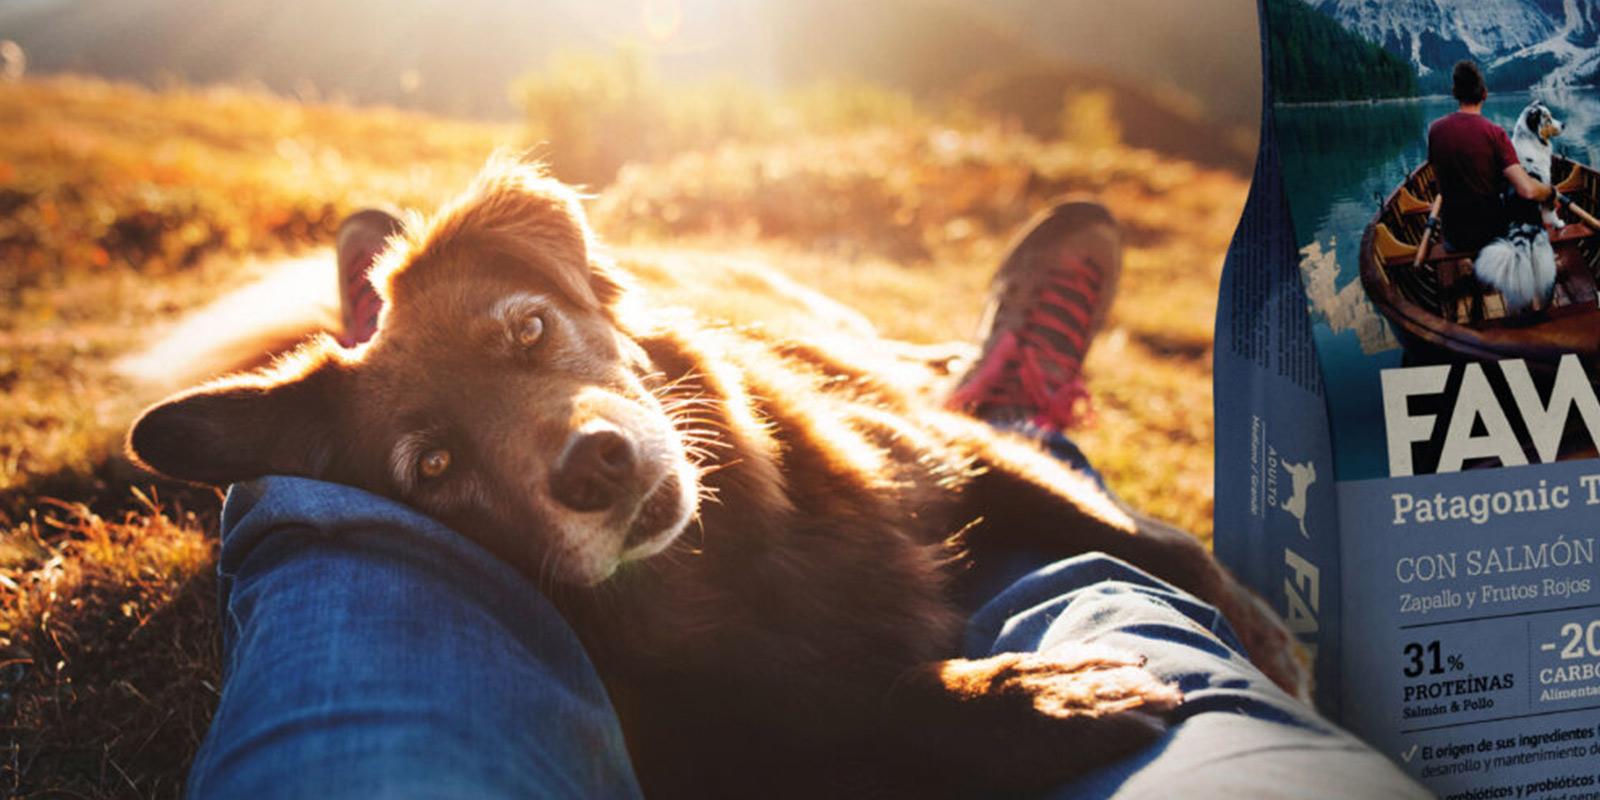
top-left (1558, 192), bottom-right (1600, 229)
top-left (1414, 195), bottom-right (1443, 269)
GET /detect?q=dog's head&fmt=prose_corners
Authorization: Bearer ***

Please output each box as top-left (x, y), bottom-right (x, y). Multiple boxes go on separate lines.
top-left (1521, 101), bottom-right (1563, 144)
top-left (127, 158), bottom-right (701, 585)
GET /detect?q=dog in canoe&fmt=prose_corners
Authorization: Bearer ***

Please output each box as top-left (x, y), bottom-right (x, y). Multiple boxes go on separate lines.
top-left (126, 156), bottom-right (1306, 798)
top-left (1476, 100), bottom-right (1565, 313)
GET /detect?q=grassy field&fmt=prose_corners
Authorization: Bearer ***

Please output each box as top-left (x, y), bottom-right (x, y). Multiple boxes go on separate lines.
top-left (0, 74), bottom-right (1248, 798)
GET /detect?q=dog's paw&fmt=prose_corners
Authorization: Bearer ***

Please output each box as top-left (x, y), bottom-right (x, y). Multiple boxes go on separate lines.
top-left (883, 647), bottom-right (1181, 795)
top-left (943, 647), bottom-right (1182, 721)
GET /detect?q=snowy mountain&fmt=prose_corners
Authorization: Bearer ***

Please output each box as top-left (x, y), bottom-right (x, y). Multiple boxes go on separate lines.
top-left (1307, 0), bottom-right (1600, 90)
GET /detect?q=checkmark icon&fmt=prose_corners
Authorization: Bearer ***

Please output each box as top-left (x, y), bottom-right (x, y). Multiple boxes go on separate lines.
top-left (1400, 744), bottom-right (1419, 763)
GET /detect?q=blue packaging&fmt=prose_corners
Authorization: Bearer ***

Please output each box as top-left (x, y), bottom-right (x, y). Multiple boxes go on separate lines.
top-left (1219, 1), bottom-right (1600, 796)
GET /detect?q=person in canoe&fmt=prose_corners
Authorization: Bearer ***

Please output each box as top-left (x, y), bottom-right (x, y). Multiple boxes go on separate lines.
top-left (1427, 60), bottom-right (1558, 312)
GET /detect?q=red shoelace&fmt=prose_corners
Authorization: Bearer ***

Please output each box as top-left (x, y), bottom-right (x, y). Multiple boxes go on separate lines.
top-left (948, 255), bottom-right (1103, 431)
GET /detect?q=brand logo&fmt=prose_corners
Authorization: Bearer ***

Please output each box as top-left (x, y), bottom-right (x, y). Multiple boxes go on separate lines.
top-left (1381, 355), bottom-right (1600, 477)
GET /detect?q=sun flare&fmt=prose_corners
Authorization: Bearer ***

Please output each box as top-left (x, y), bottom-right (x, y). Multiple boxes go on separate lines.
top-left (641, 0), bottom-right (683, 43)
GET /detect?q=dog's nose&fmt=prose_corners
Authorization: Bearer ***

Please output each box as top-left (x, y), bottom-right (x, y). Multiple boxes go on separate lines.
top-left (550, 428), bottom-right (638, 512)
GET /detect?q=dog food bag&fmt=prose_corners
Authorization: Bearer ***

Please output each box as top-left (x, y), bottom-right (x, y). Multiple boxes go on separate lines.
top-left (1217, 1), bottom-right (1600, 797)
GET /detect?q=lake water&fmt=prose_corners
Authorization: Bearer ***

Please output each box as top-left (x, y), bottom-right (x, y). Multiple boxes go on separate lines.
top-left (1272, 91), bottom-right (1600, 480)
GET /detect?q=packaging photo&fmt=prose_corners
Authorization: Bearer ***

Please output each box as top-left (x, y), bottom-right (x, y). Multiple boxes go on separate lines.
top-left (1219, 1), bottom-right (1600, 797)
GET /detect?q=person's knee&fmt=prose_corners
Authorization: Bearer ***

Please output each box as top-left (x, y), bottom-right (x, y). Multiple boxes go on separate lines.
top-left (1037, 579), bottom-right (1236, 656)
top-left (970, 553), bottom-right (1242, 657)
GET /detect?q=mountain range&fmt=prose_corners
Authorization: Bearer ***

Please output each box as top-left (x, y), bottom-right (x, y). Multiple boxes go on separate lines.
top-left (1307, 0), bottom-right (1600, 90)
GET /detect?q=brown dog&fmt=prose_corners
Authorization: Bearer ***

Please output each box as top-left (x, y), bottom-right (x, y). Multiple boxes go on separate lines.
top-left (128, 157), bottom-right (1305, 799)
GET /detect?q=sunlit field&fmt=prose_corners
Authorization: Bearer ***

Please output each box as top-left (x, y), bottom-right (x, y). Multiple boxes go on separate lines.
top-left (0, 62), bottom-right (1248, 797)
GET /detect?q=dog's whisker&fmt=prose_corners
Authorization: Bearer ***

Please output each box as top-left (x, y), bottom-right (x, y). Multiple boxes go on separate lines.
top-left (650, 371), bottom-right (711, 402)
top-left (678, 435), bottom-right (734, 451)
top-left (670, 421), bottom-right (736, 448)
top-left (654, 379), bottom-right (709, 397)
top-left (660, 400), bottom-right (726, 419)
top-left (657, 391), bottom-right (721, 410)
top-left (673, 424), bottom-right (733, 442)
top-left (680, 447), bottom-right (718, 465)
top-left (669, 413), bottom-right (733, 432)
top-left (695, 459), bottom-right (743, 482)
top-left (682, 441), bottom-right (728, 464)
top-left (677, 428), bottom-right (723, 446)
top-left (666, 406), bottom-right (726, 420)
top-left (657, 390), bottom-right (721, 409)
top-left (665, 407), bottom-right (725, 424)
top-left (676, 427), bottom-right (726, 440)
top-left (656, 390), bottom-right (720, 406)
top-left (672, 415), bottom-right (718, 426)
top-left (652, 391), bottom-right (694, 409)
top-left (687, 509), bottom-right (711, 547)
top-left (535, 547), bottom-right (558, 597)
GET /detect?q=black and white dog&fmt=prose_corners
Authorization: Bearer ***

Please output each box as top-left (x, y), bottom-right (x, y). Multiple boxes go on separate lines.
top-left (1475, 100), bottom-right (1564, 313)
top-left (1512, 100), bottom-right (1565, 229)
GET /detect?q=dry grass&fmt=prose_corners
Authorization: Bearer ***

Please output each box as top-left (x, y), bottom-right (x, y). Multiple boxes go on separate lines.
top-left (2, 493), bottom-right (217, 800)
top-left (0, 75), bottom-right (518, 297)
top-left (0, 74), bottom-right (1246, 798)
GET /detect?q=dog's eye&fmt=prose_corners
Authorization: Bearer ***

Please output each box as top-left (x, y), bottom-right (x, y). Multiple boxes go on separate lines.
top-left (420, 449), bottom-right (451, 478)
top-left (516, 313), bottom-right (545, 348)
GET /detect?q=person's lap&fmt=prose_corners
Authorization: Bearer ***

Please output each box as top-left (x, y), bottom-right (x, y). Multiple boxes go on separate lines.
top-left (188, 476), bottom-right (642, 800)
top-left (968, 551), bottom-right (1427, 798)
top-left (187, 470), bottom-right (1428, 800)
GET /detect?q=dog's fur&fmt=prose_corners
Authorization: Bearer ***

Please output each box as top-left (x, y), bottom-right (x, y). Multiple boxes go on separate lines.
top-left (1512, 100), bottom-right (1564, 231)
top-left (1477, 101), bottom-right (1564, 313)
top-left (127, 157), bottom-right (1306, 799)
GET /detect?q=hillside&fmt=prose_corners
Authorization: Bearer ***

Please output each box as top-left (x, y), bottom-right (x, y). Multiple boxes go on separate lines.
top-left (0, 75), bottom-right (1246, 797)
top-left (972, 0), bottom-right (1261, 127)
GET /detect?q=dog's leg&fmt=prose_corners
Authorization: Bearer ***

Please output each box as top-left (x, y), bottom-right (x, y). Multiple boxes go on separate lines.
top-left (881, 646), bottom-right (1181, 796)
top-left (1544, 204), bottom-right (1565, 230)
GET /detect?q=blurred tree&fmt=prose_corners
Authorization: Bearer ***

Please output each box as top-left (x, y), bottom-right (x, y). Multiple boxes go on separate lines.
top-left (1061, 89), bottom-right (1122, 149)
top-left (516, 46), bottom-right (664, 187)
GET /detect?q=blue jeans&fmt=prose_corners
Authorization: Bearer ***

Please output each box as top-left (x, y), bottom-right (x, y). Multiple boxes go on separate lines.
top-left (188, 467), bottom-right (1428, 798)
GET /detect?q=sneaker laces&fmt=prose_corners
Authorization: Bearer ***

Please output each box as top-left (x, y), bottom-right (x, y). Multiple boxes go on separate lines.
top-left (948, 255), bottom-right (1103, 430)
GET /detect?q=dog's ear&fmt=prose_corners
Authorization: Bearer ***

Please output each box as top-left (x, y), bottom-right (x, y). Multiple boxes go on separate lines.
top-left (378, 155), bottom-right (625, 313)
top-left (126, 343), bottom-right (347, 486)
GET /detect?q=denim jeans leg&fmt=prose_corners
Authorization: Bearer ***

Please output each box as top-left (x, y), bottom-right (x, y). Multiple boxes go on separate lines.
top-left (967, 553), bottom-right (1431, 800)
top-left (184, 476), bottom-right (643, 800)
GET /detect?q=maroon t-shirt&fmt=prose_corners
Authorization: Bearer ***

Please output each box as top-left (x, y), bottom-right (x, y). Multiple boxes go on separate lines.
top-left (1427, 110), bottom-right (1519, 251)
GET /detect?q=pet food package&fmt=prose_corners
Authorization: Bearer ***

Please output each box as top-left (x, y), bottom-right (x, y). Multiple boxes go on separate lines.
top-left (1217, 1), bottom-right (1600, 797)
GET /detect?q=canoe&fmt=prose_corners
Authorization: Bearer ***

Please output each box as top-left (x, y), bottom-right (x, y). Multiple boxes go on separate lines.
top-left (1359, 155), bottom-right (1600, 373)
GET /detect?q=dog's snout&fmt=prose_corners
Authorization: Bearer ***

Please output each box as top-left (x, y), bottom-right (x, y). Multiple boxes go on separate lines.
top-left (551, 428), bottom-right (638, 512)
top-left (590, 429), bottom-right (636, 477)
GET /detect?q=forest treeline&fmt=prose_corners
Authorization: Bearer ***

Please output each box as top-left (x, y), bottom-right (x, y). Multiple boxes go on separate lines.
top-left (1266, 0), bottom-right (1417, 103)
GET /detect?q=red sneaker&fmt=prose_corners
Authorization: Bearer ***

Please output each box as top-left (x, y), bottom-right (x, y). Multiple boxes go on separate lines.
top-left (336, 208), bottom-right (403, 347)
top-left (947, 200), bottom-right (1122, 431)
